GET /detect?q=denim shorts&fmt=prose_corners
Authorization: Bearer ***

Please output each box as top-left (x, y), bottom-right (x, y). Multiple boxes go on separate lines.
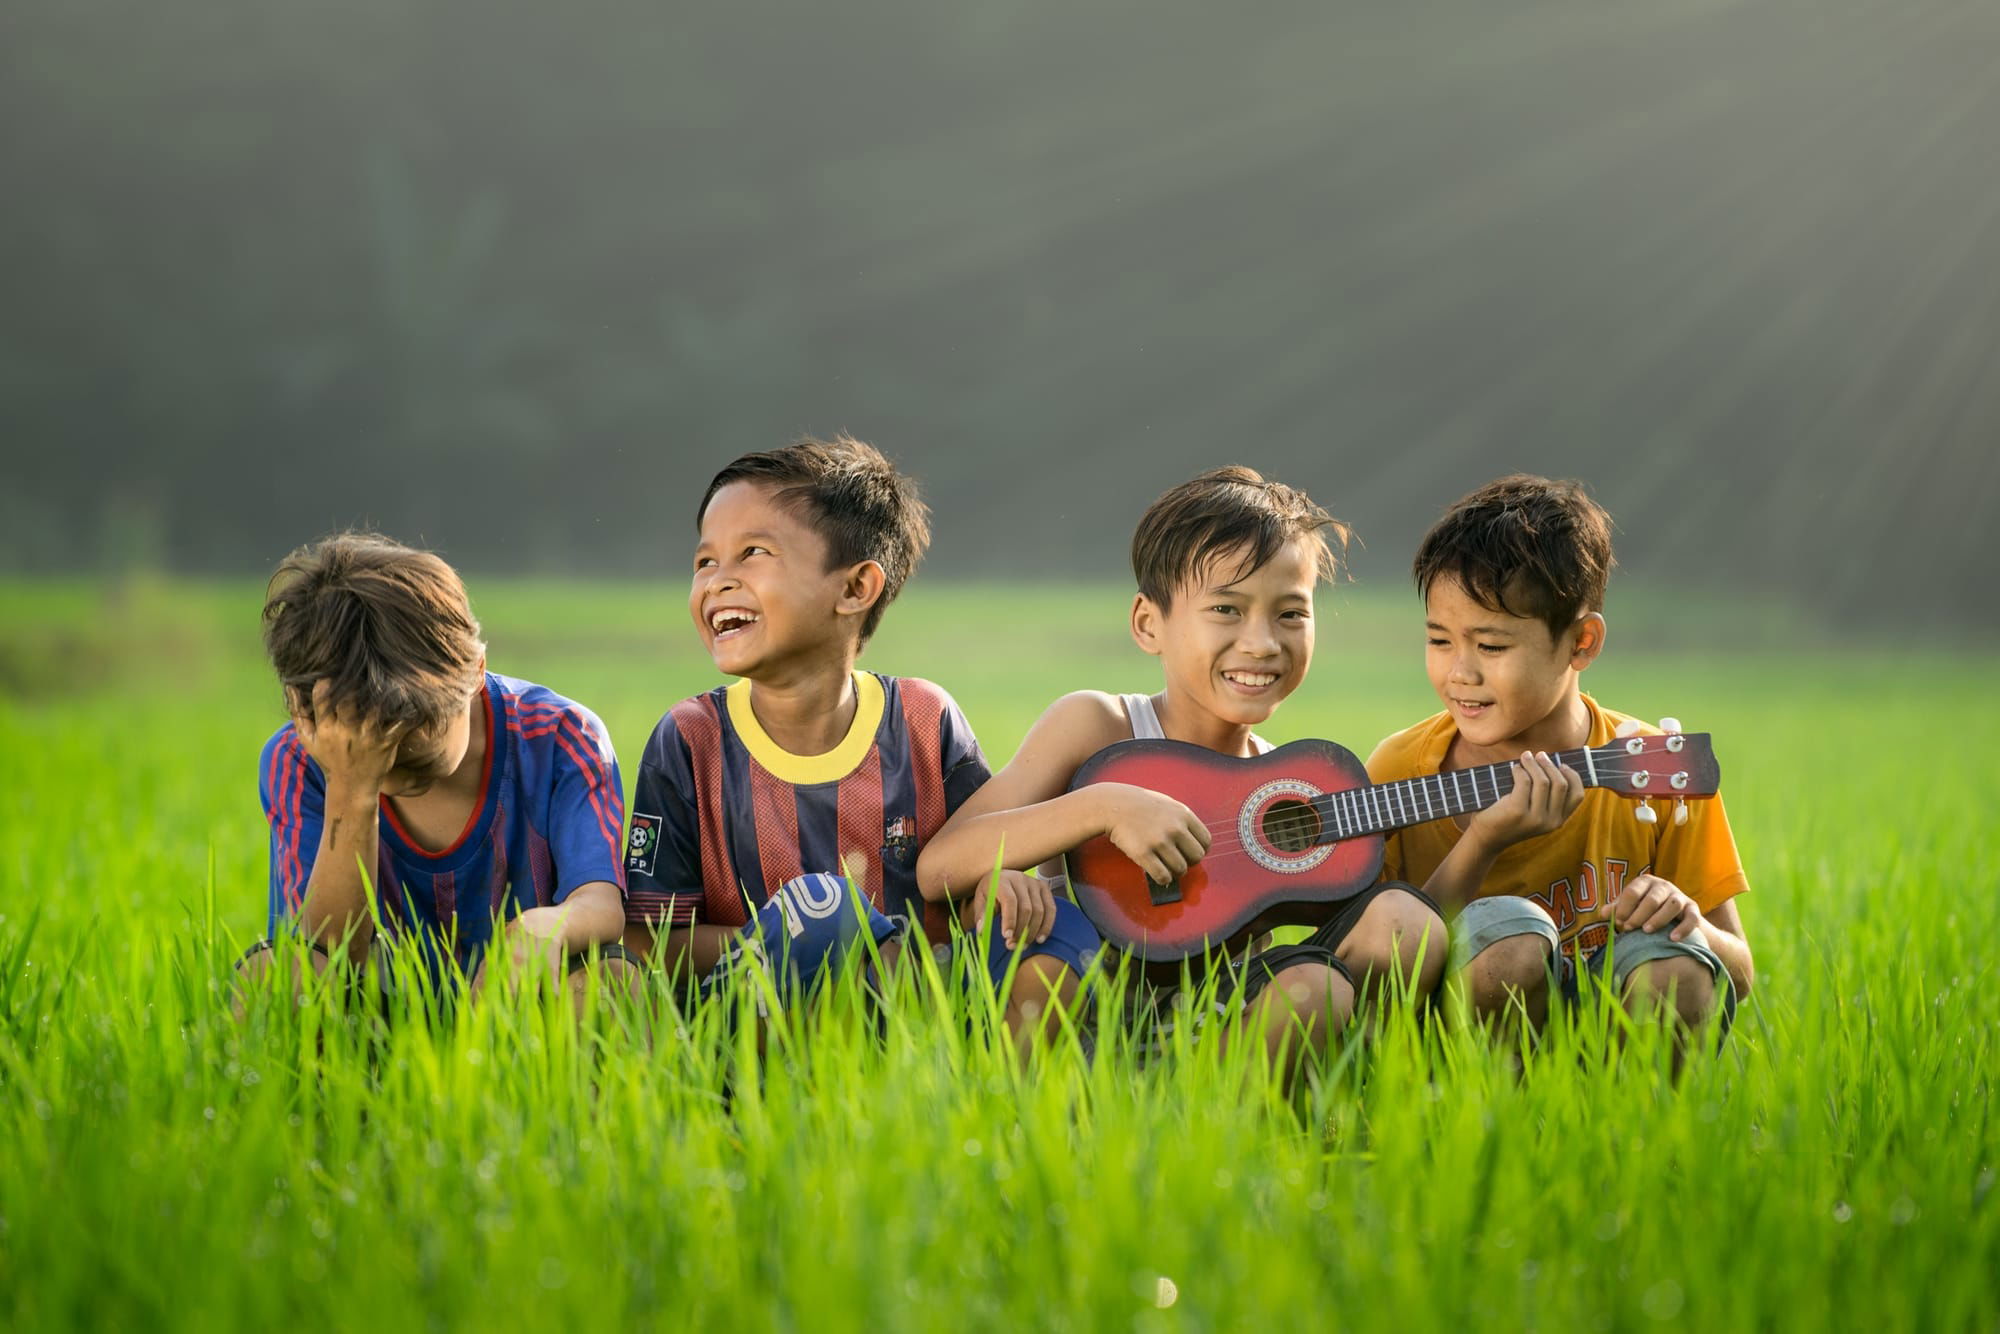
top-left (1451, 894), bottom-right (1732, 1022)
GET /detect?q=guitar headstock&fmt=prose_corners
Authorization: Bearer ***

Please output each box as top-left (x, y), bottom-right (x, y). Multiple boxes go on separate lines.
top-left (1592, 719), bottom-right (1719, 825)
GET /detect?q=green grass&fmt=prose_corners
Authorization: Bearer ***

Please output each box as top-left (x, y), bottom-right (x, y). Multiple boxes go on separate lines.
top-left (1, 578), bottom-right (1995, 1331)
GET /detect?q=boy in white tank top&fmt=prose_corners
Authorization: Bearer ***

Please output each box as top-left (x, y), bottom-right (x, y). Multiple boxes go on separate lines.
top-left (919, 468), bottom-right (1447, 1086)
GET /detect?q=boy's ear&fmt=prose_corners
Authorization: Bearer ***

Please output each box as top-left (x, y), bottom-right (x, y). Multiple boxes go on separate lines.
top-left (1130, 593), bottom-right (1166, 657)
top-left (835, 560), bottom-right (888, 622)
top-left (1568, 612), bottom-right (1607, 670)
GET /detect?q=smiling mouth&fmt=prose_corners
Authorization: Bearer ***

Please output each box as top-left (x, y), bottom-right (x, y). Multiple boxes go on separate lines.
top-left (1222, 670), bottom-right (1281, 690)
top-left (1451, 697), bottom-right (1492, 713)
top-left (709, 609), bottom-right (761, 639)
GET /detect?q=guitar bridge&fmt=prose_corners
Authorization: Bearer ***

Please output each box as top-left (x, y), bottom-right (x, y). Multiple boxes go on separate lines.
top-left (1148, 876), bottom-right (1183, 906)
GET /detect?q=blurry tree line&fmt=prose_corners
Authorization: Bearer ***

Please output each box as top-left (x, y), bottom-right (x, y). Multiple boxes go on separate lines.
top-left (2, 0), bottom-right (1996, 627)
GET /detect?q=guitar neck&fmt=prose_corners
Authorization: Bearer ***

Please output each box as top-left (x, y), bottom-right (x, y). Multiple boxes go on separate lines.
top-left (1315, 744), bottom-right (1613, 842)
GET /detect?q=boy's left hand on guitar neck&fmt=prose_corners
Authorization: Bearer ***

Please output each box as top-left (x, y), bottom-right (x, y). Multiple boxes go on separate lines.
top-left (1457, 749), bottom-right (1585, 853)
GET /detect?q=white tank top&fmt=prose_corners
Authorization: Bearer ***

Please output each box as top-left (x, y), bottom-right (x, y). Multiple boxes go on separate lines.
top-left (1037, 694), bottom-right (1272, 885)
top-left (1119, 692), bottom-right (1273, 754)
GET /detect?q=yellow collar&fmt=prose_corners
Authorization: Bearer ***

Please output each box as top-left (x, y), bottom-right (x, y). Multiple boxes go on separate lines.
top-left (724, 671), bottom-right (885, 786)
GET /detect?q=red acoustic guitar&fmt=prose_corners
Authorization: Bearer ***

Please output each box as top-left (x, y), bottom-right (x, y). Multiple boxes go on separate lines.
top-left (1063, 727), bottom-right (1720, 960)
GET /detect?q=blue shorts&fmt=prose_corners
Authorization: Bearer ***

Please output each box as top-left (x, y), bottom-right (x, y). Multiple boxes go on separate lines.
top-left (971, 896), bottom-right (1101, 989)
top-left (701, 873), bottom-right (905, 1003)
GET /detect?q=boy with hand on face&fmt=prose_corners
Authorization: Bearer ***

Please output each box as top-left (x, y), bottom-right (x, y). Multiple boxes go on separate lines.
top-left (1368, 475), bottom-right (1754, 1040)
top-left (621, 436), bottom-right (1099, 1044)
top-left (242, 533), bottom-right (633, 1010)
top-left (918, 467), bottom-right (1448, 1083)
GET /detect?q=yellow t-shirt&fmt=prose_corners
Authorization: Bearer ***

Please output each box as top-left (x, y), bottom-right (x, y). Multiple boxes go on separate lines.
top-left (1365, 695), bottom-right (1749, 956)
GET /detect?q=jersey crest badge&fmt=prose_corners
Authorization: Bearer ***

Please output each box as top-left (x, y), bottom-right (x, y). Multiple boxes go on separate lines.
top-left (626, 813), bottom-right (662, 876)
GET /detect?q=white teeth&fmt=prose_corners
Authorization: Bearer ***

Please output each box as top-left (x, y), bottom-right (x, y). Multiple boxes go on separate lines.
top-left (709, 609), bottom-right (760, 634)
top-left (1224, 671), bottom-right (1279, 687)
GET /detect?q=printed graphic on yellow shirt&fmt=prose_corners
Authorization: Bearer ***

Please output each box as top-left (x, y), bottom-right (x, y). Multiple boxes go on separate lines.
top-left (1530, 857), bottom-right (1649, 955)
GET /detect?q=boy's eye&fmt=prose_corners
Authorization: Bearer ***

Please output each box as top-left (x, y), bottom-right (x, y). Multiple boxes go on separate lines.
top-left (744, 545), bottom-right (771, 558)
top-left (1479, 643), bottom-right (1507, 654)
top-left (1208, 604), bottom-right (1238, 616)
top-left (1426, 636), bottom-right (1449, 647)
top-left (695, 555), bottom-right (717, 570)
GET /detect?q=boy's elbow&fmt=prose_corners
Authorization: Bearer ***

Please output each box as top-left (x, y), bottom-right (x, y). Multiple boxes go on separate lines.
top-left (913, 854), bottom-right (953, 903)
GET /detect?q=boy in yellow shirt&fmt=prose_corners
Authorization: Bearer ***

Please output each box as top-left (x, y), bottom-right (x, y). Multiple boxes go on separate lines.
top-left (1367, 475), bottom-right (1754, 1037)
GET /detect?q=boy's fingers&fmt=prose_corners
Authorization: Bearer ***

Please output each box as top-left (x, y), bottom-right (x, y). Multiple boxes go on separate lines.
top-left (1173, 828), bottom-right (1206, 867)
top-left (1645, 903), bottom-right (1686, 935)
top-left (1648, 902), bottom-right (1688, 935)
top-left (1029, 879), bottom-right (1056, 943)
top-left (1182, 811), bottom-right (1213, 852)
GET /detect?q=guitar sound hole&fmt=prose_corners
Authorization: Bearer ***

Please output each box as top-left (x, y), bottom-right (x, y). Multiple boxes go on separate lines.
top-left (1261, 799), bottom-right (1321, 854)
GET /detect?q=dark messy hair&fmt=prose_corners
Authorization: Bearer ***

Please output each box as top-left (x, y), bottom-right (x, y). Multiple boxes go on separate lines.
top-left (1131, 466), bottom-right (1349, 608)
top-left (261, 532), bottom-right (485, 738)
top-left (1412, 474), bottom-right (1616, 637)
top-left (696, 434), bottom-right (931, 643)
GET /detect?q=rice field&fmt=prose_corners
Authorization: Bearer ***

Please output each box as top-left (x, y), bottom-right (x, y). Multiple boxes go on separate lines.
top-left (0, 578), bottom-right (1993, 1331)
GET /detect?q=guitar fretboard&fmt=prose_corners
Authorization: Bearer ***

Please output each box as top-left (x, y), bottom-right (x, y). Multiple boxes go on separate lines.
top-left (1311, 743), bottom-right (1610, 842)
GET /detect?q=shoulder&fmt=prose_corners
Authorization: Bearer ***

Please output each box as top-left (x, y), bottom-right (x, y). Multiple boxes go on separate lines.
top-left (634, 684), bottom-right (731, 765)
top-left (259, 723), bottom-right (315, 779)
top-left (882, 674), bottom-right (957, 715)
top-left (1583, 696), bottom-right (1657, 742)
top-left (1365, 710), bottom-right (1453, 778)
top-left (492, 673), bottom-right (616, 764)
top-left (880, 674), bottom-right (976, 732)
top-left (1022, 690), bottom-right (1133, 758)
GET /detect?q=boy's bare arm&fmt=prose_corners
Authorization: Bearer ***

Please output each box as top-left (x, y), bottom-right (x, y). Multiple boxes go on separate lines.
top-left (1417, 750), bottom-right (1583, 914)
top-left (916, 692), bottom-right (1209, 900)
top-left (491, 881), bottom-right (627, 970)
top-left (624, 921), bottom-right (741, 978)
top-left (292, 682), bottom-right (405, 963)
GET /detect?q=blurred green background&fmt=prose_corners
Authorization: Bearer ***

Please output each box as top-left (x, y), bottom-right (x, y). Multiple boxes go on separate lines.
top-left (3, 0), bottom-right (1998, 631)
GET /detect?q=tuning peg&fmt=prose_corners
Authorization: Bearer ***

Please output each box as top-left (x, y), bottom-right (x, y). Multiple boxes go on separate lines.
top-left (1634, 798), bottom-right (1658, 825)
top-left (1658, 716), bottom-right (1682, 734)
top-left (1673, 798), bottom-right (1689, 827)
top-left (1615, 719), bottom-right (1645, 739)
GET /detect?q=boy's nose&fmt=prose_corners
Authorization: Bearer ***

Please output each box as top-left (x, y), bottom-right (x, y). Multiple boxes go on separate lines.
top-left (1238, 623), bottom-right (1281, 655)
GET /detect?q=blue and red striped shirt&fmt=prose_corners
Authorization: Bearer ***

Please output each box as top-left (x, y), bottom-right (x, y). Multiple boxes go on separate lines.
top-left (623, 672), bottom-right (988, 943)
top-left (259, 672), bottom-right (627, 973)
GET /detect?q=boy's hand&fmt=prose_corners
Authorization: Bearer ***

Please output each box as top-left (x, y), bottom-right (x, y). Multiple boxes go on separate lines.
top-left (1599, 873), bottom-right (1703, 941)
top-left (292, 680), bottom-right (405, 794)
top-left (470, 910), bottom-right (571, 1001)
top-left (1098, 783), bottom-right (1212, 887)
top-left (1462, 751), bottom-right (1583, 853)
top-left (972, 869), bottom-right (1057, 949)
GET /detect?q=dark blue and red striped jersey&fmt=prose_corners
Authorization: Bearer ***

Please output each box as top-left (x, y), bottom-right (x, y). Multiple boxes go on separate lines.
top-left (258, 672), bottom-right (627, 974)
top-left (622, 672), bottom-right (988, 942)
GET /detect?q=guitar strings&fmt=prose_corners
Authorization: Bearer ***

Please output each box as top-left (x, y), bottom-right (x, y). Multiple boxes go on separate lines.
top-left (1112, 751), bottom-right (1705, 861)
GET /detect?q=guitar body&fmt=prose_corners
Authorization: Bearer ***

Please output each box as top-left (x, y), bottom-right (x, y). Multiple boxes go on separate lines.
top-left (1065, 738), bottom-right (1386, 961)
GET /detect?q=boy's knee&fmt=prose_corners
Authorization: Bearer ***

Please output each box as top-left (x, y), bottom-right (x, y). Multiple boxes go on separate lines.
top-left (1463, 933), bottom-right (1553, 1015)
top-left (1624, 956), bottom-right (1718, 1027)
top-left (1006, 954), bottom-right (1079, 1021)
top-left (1344, 890), bottom-right (1448, 987)
top-left (1267, 961), bottom-right (1355, 1032)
